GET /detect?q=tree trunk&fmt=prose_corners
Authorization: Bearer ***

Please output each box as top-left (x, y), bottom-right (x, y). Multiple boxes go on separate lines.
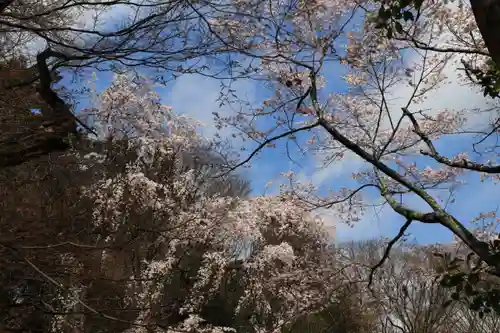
top-left (470, 0), bottom-right (500, 67)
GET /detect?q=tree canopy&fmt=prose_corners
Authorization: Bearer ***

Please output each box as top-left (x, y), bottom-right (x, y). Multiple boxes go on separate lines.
top-left (3, 0), bottom-right (500, 332)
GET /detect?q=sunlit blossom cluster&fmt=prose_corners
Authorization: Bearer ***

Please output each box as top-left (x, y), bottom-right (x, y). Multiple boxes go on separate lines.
top-left (49, 74), bottom-right (342, 333)
top-left (204, 0), bottom-right (500, 271)
top-left (80, 74), bottom-right (203, 163)
top-left (38, 0), bottom-right (500, 330)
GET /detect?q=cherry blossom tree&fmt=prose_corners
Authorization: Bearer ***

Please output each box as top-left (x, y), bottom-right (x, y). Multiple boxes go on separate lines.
top-left (6, 0), bottom-right (500, 328)
top-left (68, 74), bottom-right (350, 332)
top-left (0, 73), bottom-right (350, 333)
top-left (179, 0), bottom-right (500, 313)
top-left (0, 0), bottom-right (239, 167)
top-left (371, 0), bottom-right (500, 70)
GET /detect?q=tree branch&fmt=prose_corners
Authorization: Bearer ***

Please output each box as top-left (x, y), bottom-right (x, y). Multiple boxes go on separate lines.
top-left (0, 242), bottom-right (165, 330)
top-left (368, 219), bottom-right (412, 288)
top-left (0, 48), bottom-right (96, 168)
top-left (214, 121), bottom-right (320, 177)
top-left (318, 119), bottom-right (496, 275)
top-left (420, 150), bottom-right (500, 173)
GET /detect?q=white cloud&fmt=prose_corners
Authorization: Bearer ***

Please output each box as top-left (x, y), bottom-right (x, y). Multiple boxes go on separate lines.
top-left (299, 0), bottom-right (500, 191)
top-left (17, 2), bottom-right (133, 62)
top-left (329, 193), bottom-right (449, 243)
top-left (300, 9), bottom-right (500, 242)
top-left (303, 41), bottom-right (498, 189)
top-left (165, 74), bottom-right (257, 139)
top-left (294, 150), bottom-right (365, 186)
top-left (332, 205), bottom-right (389, 242)
top-left (386, 53), bottom-right (497, 130)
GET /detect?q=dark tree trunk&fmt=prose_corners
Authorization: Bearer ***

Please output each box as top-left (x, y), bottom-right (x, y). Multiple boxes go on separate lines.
top-left (470, 0), bottom-right (500, 67)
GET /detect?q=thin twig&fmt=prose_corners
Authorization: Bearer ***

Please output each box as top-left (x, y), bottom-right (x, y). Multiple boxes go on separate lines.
top-left (213, 121), bottom-right (320, 178)
top-left (368, 219), bottom-right (412, 288)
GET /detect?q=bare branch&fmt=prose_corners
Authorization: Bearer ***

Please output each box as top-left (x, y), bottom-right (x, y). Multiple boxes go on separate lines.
top-left (368, 219), bottom-right (412, 288)
top-left (215, 121), bottom-right (320, 177)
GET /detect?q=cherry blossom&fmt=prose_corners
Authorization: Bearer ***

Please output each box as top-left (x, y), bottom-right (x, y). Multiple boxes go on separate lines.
top-left (80, 73), bottom-right (203, 163)
top-left (24, 0), bottom-right (500, 331)
top-left (169, 0), bottom-right (500, 284)
top-left (49, 74), bottom-right (342, 333)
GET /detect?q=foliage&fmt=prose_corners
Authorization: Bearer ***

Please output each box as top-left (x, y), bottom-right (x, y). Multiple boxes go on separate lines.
top-left (189, 0), bottom-right (500, 316)
top-left (0, 74), bottom-right (343, 333)
top-left (462, 58), bottom-right (500, 98)
top-left (339, 240), bottom-right (500, 333)
top-left (5, 0), bottom-right (500, 330)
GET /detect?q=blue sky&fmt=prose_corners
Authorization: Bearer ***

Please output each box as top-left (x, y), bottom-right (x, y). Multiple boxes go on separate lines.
top-left (57, 4), bottom-right (500, 246)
